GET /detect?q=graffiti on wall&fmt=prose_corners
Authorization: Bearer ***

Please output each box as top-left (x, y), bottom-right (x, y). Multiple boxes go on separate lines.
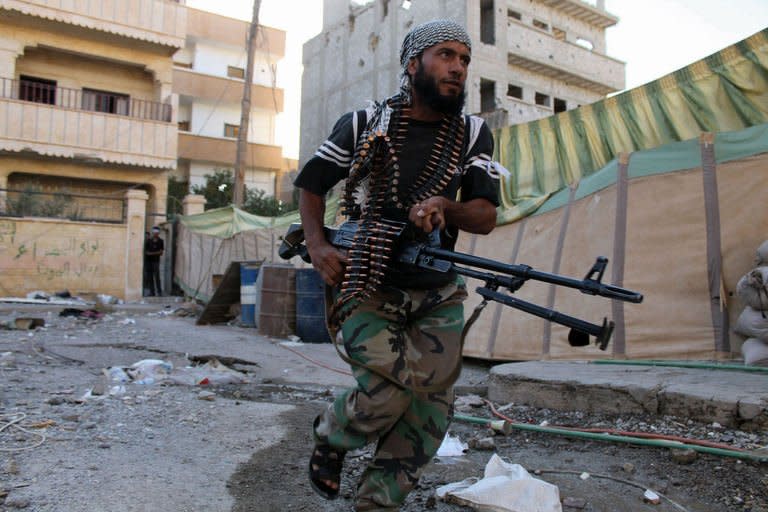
top-left (0, 219), bottom-right (110, 282)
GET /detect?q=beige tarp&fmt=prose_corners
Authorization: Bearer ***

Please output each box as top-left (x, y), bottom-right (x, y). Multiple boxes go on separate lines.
top-left (460, 126), bottom-right (768, 360)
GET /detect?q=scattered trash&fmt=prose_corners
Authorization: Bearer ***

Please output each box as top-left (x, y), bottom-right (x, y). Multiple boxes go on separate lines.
top-left (0, 317), bottom-right (45, 330)
top-left (436, 454), bottom-right (562, 512)
top-left (59, 308), bottom-right (104, 319)
top-left (97, 294), bottom-right (120, 305)
top-left (197, 390), bottom-right (216, 401)
top-left (92, 358), bottom-right (247, 396)
top-left (119, 318), bottom-right (136, 325)
top-left (579, 472), bottom-right (590, 480)
top-left (26, 419), bottom-right (57, 429)
top-left (643, 489), bottom-right (661, 505)
top-left (127, 359), bottom-right (173, 385)
top-left (437, 434), bottom-right (469, 457)
top-left (105, 367), bottom-right (130, 384)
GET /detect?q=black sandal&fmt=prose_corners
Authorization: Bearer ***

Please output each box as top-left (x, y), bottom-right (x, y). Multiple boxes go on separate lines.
top-left (308, 444), bottom-right (345, 500)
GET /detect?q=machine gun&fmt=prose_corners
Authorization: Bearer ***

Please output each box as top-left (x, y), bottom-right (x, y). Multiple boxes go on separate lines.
top-left (279, 220), bottom-right (643, 350)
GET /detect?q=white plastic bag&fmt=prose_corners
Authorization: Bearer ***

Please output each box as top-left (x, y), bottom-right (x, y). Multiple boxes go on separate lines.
top-left (436, 454), bottom-right (562, 512)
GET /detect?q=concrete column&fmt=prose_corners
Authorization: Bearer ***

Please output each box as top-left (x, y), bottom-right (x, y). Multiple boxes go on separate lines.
top-left (125, 189), bottom-right (149, 301)
top-left (0, 37), bottom-right (23, 80)
top-left (182, 194), bottom-right (206, 216)
top-left (0, 173), bottom-right (7, 214)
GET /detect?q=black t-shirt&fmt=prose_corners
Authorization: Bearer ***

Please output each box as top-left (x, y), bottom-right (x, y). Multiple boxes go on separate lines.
top-left (145, 237), bottom-right (164, 263)
top-left (294, 109), bottom-right (500, 288)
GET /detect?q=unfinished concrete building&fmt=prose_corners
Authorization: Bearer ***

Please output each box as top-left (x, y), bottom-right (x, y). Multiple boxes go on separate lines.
top-left (299, 0), bottom-right (625, 164)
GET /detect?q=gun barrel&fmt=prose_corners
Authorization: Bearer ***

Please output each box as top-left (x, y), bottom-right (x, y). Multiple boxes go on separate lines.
top-left (422, 246), bottom-right (642, 304)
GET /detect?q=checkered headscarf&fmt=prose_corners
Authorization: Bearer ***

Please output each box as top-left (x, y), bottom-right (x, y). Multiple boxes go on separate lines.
top-left (398, 19), bottom-right (472, 103)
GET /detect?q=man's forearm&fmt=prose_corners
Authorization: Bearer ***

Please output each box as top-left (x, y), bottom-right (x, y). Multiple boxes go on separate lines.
top-left (444, 197), bottom-right (497, 234)
top-left (298, 189), bottom-right (328, 247)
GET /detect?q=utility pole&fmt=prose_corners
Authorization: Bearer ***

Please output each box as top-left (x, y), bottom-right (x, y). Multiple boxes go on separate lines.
top-left (233, 0), bottom-right (261, 207)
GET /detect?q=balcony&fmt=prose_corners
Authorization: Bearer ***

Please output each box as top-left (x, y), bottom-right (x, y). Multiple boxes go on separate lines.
top-left (534, 0), bottom-right (618, 29)
top-left (0, 78), bottom-right (176, 169)
top-left (186, 7), bottom-right (285, 57)
top-left (506, 21), bottom-right (625, 94)
top-left (173, 68), bottom-right (284, 112)
top-left (178, 132), bottom-right (283, 170)
top-left (0, 0), bottom-right (186, 49)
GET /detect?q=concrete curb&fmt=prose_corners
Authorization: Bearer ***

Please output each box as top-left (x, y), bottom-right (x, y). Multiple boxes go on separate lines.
top-left (488, 361), bottom-right (768, 429)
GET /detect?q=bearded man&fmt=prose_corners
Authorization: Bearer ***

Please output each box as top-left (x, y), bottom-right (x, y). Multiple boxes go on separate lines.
top-left (293, 19), bottom-right (500, 511)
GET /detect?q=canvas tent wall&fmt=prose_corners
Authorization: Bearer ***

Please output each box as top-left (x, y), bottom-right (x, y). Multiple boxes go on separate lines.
top-left (174, 206), bottom-right (330, 302)
top-left (460, 124), bottom-right (768, 360)
top-left (459, 28), bottom-right (768, 360)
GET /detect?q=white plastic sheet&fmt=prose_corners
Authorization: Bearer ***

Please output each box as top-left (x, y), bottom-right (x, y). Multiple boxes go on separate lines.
top-left (436, 454), bottom-right (562, 512)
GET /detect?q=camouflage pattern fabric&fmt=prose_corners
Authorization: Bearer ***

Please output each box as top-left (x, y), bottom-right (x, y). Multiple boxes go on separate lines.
top-left (314, 277), bottom-right (467, 510)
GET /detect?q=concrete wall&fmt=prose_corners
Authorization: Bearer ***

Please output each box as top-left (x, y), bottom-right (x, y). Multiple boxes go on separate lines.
top-left (0, 189), bottom-right (148, 300)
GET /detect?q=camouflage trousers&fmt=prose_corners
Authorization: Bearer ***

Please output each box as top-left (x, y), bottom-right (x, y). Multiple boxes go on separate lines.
top-left (314, 277), bottom-right (468, 510)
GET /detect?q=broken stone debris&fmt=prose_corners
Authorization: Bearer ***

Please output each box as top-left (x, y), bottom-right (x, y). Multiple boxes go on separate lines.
top-left (0, 317), bottom-right (45, 330)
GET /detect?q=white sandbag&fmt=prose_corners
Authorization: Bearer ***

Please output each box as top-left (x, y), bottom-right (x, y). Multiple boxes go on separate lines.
top-left (734, 306), bottom-right (768, 341)
top-left (736, 267), bottom-right (768, 311)
top-left (741, 338), bottom-right (768, 367)
top-left (757, 240), bottom-right (768, 266)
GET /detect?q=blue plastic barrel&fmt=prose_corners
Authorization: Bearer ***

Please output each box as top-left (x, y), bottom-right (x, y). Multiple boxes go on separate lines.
top-left (295, 268), bottom-right (331, 343)
top-left (240, 263), bottom-right (260, 326)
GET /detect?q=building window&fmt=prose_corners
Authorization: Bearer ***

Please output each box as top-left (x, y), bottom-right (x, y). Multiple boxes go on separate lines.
top-left (178, 120), bottom-right (190, 131)
top-left (82, 88), bottom-right (129, 115)
top-left (480, 79), bottom-right (496, 113)
top-left (533, 19), bottom-right (549, 32)
top-left (227, 66), bottom-right (245, 79)
top-left (507, 84), bottom-right (523, 100)
top-left (19, 75), bottom-right (56, 105)
top-left (553, 27), bottom-right (566, 41)
top-left (224, 123), bottom-right (240, 138)
top-left (507, 9), bottom-right (521, 22)
top-left (554, 98), bottom-right (567, 113)
top-left (174, 61), bottom-right (193, 69)
top-left (480, 0), bottom-right (495, 45)
top-left (535, 92), bottom-right (550, 108)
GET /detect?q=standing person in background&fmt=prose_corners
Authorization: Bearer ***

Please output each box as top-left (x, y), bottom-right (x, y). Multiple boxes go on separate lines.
top-left (145, 226), bottom-right (164, 297)
top-left (143, 231), bottom-right (151, 297)
top-left (293, 19), bottom-right (500, 511)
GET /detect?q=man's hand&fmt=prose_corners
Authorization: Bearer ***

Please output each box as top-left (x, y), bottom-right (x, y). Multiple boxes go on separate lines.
top-left (408, 196), bottom-right (497, 235)
top-left (408, 196), bottom-right (446, 234)
top-left (307, 240), bottom-right (348, 286)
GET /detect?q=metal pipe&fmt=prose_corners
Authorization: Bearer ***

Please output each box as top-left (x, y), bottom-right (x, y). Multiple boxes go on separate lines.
top-left (452, 414), bottom-right (767, 463)
top-left (592, 359), bottom-right (768, 374)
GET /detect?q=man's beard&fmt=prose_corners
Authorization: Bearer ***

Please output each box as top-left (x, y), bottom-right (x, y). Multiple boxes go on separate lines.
top-left (412, 65), bottom-right (465, 116)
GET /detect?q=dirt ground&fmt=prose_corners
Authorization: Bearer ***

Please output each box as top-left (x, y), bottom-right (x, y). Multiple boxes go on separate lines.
top-left (1, 303), bottom-right (766, 512)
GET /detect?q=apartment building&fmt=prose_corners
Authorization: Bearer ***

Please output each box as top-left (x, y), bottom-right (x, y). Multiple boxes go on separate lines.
top-left (0, 0), bottom-right (184, 300)
top-left (0, 0), bottom-right (182, 218)
top-left (299, 0), bottom-right (625, 163)
top-left (173, 7), bottom-right (293, 201)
